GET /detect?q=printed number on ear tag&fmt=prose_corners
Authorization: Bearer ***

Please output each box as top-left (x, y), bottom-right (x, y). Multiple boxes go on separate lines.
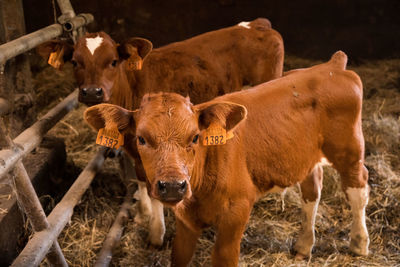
top-left (96, 128), bottom-right (124, 149)
top-left (127, 57), bottom-right (142, 70)
top-left (202, 124), bottom-right (227, 146)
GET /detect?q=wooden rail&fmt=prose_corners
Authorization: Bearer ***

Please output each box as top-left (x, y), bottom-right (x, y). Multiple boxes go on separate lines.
top-left (0, 1), bottom-right (96, 266)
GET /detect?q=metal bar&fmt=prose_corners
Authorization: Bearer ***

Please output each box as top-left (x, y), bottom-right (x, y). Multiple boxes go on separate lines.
top-left (0, 13), bottom-right (93, 64)
top-left (56, 0), bottom-right (76, 18)
top-left (0, 24), bottom-right (62, 64)
top-left (0, 89), bottom-right (79, 180)
top-left (0, 98), bottom-right (9, 116)
top-left (94, 196), bottom-right (131, 267)
top-left (63, 13), bottom-right (94, 32)
top-left (11, 147), bottom-right (107, 267)
top-left (94, 153), bottom-right (135, 267)
top-left (0, 118), bottom-right (68, 266)
top-left (13, 160), bottom-right (69, 267)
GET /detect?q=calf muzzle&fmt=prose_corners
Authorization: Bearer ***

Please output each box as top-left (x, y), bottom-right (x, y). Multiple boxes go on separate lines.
top-left (79, 87), bottom-right (104, 105)
top-left (157, 180), bottom-right (187, 203)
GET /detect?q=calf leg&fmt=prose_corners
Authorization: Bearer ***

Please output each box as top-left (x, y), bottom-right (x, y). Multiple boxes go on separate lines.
top-left (133, 181), bottom-right (153, 221)
top-left (212, 203), bottom-right (251, 267)
top-left (323, 125), bottom-right (369, 256)
top-left (295, 164), bottom-right (323, 259)
top-left (121, 153), bottom-right (165, 246)
top-left (148, 198), bottom-right (165, 246)
top-left (171, 219), bottom-right (201, 267)
top-left (344, 165), bottom-right (369, 256)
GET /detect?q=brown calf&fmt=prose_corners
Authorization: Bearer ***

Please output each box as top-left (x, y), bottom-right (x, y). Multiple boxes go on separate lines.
top-left (85, 51), bottom-right (369, 265)
top-left (38, 18), bottom-right (284, 246)
top-left (85, 51), bottom-right (369, 266)
top-left (37, 18), bottom-right (283, 109)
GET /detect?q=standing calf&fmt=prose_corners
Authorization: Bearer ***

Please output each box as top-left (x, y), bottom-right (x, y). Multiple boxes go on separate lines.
top-left (37, 18), bottom-right (284, 246)
top-left (85, 51), bottom-right (369, 265)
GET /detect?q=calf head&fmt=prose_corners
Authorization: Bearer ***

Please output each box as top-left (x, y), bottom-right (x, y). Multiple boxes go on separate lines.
top-left (84, 93), bottom-right (247, 205)
top-left (37, 32), bottom-right (152, 105)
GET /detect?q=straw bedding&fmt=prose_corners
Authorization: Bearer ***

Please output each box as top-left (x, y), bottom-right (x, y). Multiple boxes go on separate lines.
top-left (30, 54), bottom-right (400, 267)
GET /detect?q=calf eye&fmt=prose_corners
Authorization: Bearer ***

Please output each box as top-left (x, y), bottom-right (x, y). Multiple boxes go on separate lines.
top-left (71, 60), bottom-right (77, 67)
top-left (192, 134), bottom-right (199, 144)
top-left (111, 60), bottom-right (117, 67)
top-left (138, 136), bottom-right (146, 145)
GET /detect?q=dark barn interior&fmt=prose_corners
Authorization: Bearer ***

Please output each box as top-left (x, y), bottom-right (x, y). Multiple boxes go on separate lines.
top-left (24, 0), bottom-right (400, 60)
top-left (0, 0), bottom-right (398, 266)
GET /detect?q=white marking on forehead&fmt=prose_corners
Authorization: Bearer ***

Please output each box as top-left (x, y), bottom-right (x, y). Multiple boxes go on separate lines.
top-left (86, 36), bottom-right (104, 55)
top-left (238, 21), bottom-right (251, 29)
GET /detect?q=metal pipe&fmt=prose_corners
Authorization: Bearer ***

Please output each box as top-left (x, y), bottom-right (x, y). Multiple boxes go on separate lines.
top-left (0, 24), bottom-right (62, 64)
top-left (56, 0), bottom-right (76, 18)
top-left (0, 89), bottom-right (79, 180)
top-left (63, 13), bottom-right (94, 32)
top-left (0, 13), bottom-right (93, 64)
top-left (13, 160), bottom-right (69, 267)
top-left (95, 153), bottom-right (135, 267)
top-left (94, 198), bottom-right (131, 267)
top-left (11, 148), bottom-right (107, 267)
top-left (0, 118), bottom-right (68, 266)
top-left (0, 98), bottom-right (10, 116)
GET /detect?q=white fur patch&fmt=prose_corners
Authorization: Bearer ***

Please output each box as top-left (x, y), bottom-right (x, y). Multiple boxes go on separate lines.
top-left (346, 186), bottom-right (369, 231)
top-left (238, 21), bottom-right (251, 29)
top-left (318, 157), bottom-right (332, 166)
top-left (86, 36), bottom-right (104, 55)
top-left (302, 200), bottom-right (319, 227)
top-left (295, 199), bottom-right (320, 256)
top-left (346, 186), bottom-right (370, 254)
top-left (134, 181), bottom-right (152, 216)
top-left (149, 198), bottom-right (165, 246)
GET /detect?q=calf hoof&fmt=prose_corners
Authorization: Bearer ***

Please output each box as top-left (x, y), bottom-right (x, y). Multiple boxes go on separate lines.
top-left (148, 218), bottom-right (165, 247)
top-left (149, 232), bottom-right (164, 247)
top-left (350, 234), bottom-right (369, 256)
top-left (294, 238), bottom-right (313, 260)
top-left (294, 252), bottom-right (308, 260)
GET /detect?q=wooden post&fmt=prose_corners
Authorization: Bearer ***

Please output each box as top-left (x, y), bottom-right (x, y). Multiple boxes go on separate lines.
top-left (0, 118), bottom-right (68, 267)
top-left (0, 0), bottom-right (34, 137)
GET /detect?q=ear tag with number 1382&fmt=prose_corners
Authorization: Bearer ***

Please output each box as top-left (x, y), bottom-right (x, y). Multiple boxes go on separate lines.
top-left (202, 123), bottom-right (234, 146)
top-left (96, 127), bottom-right (124, 149)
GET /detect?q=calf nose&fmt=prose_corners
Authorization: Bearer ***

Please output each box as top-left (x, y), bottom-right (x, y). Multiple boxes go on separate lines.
top-left (157, 180), bottom-right (187, 203)
top-left (79, 87), bottom-right (104, 105)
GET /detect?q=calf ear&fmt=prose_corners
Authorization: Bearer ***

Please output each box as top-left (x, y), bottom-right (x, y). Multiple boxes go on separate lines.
top-left (36, 40), bottom-right (73, 69)
top-left (196, 101), bottom-right (247, 132)
top-left (118, 37), bottom-right (153, 70)
top-left (84, 103), bottom-right (137, 133)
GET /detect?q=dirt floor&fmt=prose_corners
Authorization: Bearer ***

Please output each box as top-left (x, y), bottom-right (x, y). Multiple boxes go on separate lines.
top-left (30, 54), bottom-right (400, 267)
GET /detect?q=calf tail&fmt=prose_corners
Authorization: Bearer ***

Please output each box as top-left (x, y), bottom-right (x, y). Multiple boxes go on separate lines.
top-left (329, 50), bottom-right (348, 70)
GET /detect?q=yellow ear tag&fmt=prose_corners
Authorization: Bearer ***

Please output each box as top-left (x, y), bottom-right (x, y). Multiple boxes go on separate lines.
top-left (48, 46), bottom-right (65, 70)
top-left (96, 127), bottom-right (124, 149)
top-left (127, 56), bottom-right (143, 70)
top-left (202, 123), bottom-right (234, 146)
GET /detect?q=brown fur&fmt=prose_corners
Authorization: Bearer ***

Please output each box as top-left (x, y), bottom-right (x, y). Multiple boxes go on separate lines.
top-left (85, 51), bottom-right (369, 266)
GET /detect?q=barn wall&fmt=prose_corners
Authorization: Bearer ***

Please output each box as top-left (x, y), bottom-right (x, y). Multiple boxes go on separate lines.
top-left (23, 0), bottom-right (400, 60)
